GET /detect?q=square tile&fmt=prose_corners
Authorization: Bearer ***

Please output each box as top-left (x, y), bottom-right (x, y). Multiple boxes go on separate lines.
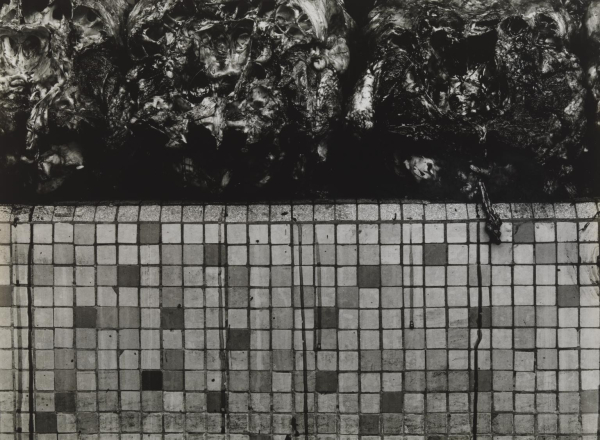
top-left (140, 224), bottom-right (160, 244)
top-left (74, 308), bottom-right (97, 328)
top-left (424, 244), bottom-right (447, 265)
top-left (557, 285), bottom-right (579, 307)
top-left (118, 265), bottom-right (140, 287)
top-left (142, 371), bottom-right (163, 391)
top-left (358, 266), bottom-right (380, 288)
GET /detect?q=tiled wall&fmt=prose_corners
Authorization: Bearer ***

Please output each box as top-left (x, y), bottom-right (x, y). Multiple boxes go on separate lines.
top-left (1, 202), bottom-right (599, 440)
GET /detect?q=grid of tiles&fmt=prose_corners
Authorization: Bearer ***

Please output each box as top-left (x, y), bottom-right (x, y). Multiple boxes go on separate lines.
top-left (0, 202), bottom-right (599, 440)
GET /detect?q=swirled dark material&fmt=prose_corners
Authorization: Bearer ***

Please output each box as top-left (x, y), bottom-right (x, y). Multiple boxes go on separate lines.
top-left (0, 0), bottom-right (598, 200)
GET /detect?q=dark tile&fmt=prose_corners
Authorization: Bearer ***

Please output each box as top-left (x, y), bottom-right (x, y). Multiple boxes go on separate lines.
top-left (424, 244), bottom-right (448, 265)
top-left (0, 286), bottom-right (11, 306)
top-left (513, 222), bottom-right (534, 243)
top-left (359, 414), bottom-right (380, 435)
top-left (77, 412), bottom-right (99, 434)
top-left (250, 434), bottom-right (270, 440)
top-left (140, 224), bottom-right (160, 244)
top-left (36, 413), bottom-right (57, 433)
top-left (142, 370), bottom-right (163, 391)
top-left (97, 307), bottom-right (118, 328)
top-left (118, 265), bottom-right (140, 287)
top-left (315, 371), bottom-right (337, 393)
top-left (470, 370), bottom-right (492, 392)
top-left (536, 243), bottom-right (556, 264)
top-left (228, 267), bottom-right (249, 287)
top-left (163, 371), bottom-right (184, 391)
top-left (381, 392), bottom-right (403, 413)
top-left (250, 371), bottom-right (271, 392)
top-left (228, 329), bottom-right (250, 350)
top-left (358, 266), bottom-right (380, 288)
top-left (337, 287), bottom-right (358, 308)
top-left (74, 307), bottom-right (96, 328)
top-left (469, 306), bottom-right (491, 328)
top-left (207, 391), bottom-right (225, 413)
top-left (163, 350), bottom-right (184, 370)
top-left (557, 285), bottom-right (579, 307)
top-left (317, 307), bottom-right (338, 329)
top-left (55, 392), bottom-right (76, 412)
top-left (205, 244), bottom-right (227, 266)
top-left (161, 308), bottom-right (184, 330)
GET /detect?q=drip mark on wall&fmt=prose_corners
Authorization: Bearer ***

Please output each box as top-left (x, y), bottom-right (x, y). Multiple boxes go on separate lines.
top-left (407, 224), bottom-right (414, 329)
top-left (314, 239), bottom-right (322, 351)
top-left (293, 220), bottom-right (309, 439)
top-left (472, 205), bottom-right (489, 440)
top-left (217, 207), bottom-right (229, 435)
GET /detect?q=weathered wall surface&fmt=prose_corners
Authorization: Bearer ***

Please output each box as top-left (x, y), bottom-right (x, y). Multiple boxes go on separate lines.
top-left (0, 202), bottom-right (599, 439)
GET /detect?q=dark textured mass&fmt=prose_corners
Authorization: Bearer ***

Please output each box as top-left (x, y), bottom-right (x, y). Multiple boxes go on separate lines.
top-left (348, 0), bottom-right (597, 198)
top-left (0, 0), bottom-right (599, 201)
